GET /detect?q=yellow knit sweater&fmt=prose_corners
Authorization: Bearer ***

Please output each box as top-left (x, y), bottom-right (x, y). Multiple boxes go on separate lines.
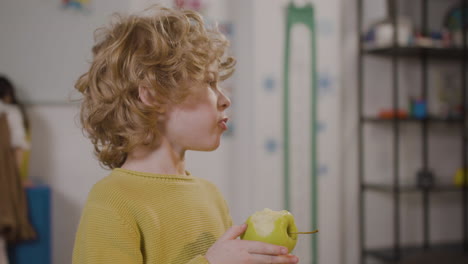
top-left (72, 168), bottom-right (233, 264)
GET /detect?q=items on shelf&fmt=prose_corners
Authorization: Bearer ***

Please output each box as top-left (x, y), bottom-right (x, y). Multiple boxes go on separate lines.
top-left (375, 86), bottom-right (461, 120)
top-left (435, 71), bottom-right (463, 119)
top-left (365, 27), bottom-right (465, 49)
top-left (410, 98), bottom-right (428, 119)
top-left (363, 17), bottom-right (413, 47)
top-left (455, 169), bottom-right (468, 187)
top-left (443, 3), bottom-right (468, 48)
top-left (363, 3), bottom-right (468, 49)
top-left (378, 109), bottom-right (408, 119)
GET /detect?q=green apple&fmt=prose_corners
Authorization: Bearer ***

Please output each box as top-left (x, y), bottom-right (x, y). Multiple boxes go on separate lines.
top-left (240, 208), bottom-right (298, 253)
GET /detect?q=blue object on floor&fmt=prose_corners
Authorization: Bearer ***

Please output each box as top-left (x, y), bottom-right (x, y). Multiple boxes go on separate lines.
top-left (8, 185), bottom-right (51, 264)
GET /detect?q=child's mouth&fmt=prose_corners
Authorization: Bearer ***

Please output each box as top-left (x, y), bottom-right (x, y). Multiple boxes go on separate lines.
top-left (219, 118), bottom-right (228, 130)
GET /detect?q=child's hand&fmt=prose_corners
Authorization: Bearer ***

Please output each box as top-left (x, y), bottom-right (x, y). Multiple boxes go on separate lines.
top-left (205, 224), bottom-right (299, 264)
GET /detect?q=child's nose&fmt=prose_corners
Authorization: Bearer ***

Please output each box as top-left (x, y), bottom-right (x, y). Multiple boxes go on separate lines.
top-left (218, 92), bottom-right (231, 110)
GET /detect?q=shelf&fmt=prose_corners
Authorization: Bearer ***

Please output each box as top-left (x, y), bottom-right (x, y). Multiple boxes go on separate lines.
top-left (361, 116), bottom-right (464, 124)
top-left (362, 45), bottom-right (465, 60)
top-left (358, 1), bottom-right (468, 263)
top-left (365, 242), bottom-right (467, 263)
top-left (363, 183), bottom-right (462, 193)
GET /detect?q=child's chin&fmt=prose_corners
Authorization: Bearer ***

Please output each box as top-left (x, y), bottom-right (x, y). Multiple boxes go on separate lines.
top-left (198, 145), bottom-right (220, 152)
top-left (192, 142), bottom-right (221, 152)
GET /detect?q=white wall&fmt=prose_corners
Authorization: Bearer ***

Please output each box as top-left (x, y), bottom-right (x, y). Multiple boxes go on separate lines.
top-left (341, 0), bottom-right (360, 262)
top-left (233, 0), bottom-right (344, 263)
top-left (0, 1), bottom-right (128, 263)
top-left (0, 0), bottom-right (129, 104)
top-left (225, 0), bottom-right (256, 225)
top-left (27, 104), bottom-right (107, 264)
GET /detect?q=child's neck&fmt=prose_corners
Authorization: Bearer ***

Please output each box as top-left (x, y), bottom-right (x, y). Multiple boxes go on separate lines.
top-left (121, 139), bottom-right (187, 176)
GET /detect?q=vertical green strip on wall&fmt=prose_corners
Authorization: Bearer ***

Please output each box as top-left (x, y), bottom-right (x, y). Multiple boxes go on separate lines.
top-left (283, 2), bottom-right (318, 264)
top-left (283, 3), bottom-right (292, 212)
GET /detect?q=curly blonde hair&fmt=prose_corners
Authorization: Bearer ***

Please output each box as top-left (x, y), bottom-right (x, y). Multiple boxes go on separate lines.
top-left (75, 6), bottom-right (235, 169)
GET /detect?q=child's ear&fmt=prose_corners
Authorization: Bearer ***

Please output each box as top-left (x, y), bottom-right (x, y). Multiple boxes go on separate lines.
top-left (138, 84), bottom-right (167, 122)
top-left (138, 84), bottom-right (157, 106)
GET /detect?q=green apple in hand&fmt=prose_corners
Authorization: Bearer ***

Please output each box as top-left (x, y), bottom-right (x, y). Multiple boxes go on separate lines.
top-left (240, 208), bottom-right (298, 253)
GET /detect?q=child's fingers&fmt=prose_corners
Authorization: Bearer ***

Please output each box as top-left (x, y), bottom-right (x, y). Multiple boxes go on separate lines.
top-left (218, 224), bottom-right (247, 241)
top-left (249, 253), bottom-right (299, 264)
top-left (242, 240), bottom-right (288, 256)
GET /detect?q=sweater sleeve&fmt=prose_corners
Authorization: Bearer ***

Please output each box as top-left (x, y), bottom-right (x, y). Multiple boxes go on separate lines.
top-left (201, 179), bottom-right (233, 228)
top-left (222, 198), bottom-right (234, 228)
top-left (72, 204), bottom-right (143, 264)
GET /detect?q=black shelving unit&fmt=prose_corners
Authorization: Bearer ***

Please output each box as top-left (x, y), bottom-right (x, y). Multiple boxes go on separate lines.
top-left (364, 242), bottom-right (465, 263)
top-left (364, 46), bottom-right (465, 59)
top-left (357, 0), bottom-right (468, 263)
top-left (361, 116), bottom-right (464, 123)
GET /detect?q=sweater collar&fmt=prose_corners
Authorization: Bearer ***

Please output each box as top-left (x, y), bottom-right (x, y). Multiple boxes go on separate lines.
top-left (113, 168), bottom-right (194, 181)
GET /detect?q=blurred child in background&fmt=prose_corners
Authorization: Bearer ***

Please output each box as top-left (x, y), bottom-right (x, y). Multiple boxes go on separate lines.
top-left (0, 75), bottom-right (35, 264)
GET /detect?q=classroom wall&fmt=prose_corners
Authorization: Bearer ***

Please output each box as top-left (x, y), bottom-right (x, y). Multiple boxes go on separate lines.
top-left (1, 1), bottom-right (126, 263)
top-left (241, 0), bottom-right (343, 263)
top-left (27, 105), bottom-right (106, 264)
top-left (0, 0), bottom-right (129, 104)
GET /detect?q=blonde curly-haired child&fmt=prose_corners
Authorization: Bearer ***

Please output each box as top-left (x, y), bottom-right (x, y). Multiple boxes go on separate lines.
top-left (72, 5), bottom-right (299, 264)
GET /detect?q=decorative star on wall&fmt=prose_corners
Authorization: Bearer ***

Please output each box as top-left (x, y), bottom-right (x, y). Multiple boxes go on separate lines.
top-left (174, 0), bottom-right (204, 12)
top-left (317, 164), bottom-right (329, 177)
top-left (263, 76), bottom-right (276, 92)
top-left (316, 120), bottom-right (326, 133)
top-left (62, 0), bottom-right (89, 10)
top-left (265, 138), bottom-right (279, 153)
top-left (318, 72), bottom-right (335, 96)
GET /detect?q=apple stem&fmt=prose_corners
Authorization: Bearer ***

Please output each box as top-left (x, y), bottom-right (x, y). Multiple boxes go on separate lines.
top-left (290, 229), bottom-right (319, 235)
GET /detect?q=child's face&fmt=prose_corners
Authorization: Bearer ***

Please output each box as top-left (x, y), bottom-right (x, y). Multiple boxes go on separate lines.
top-left (164, 63), bottom-right (231, 152)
